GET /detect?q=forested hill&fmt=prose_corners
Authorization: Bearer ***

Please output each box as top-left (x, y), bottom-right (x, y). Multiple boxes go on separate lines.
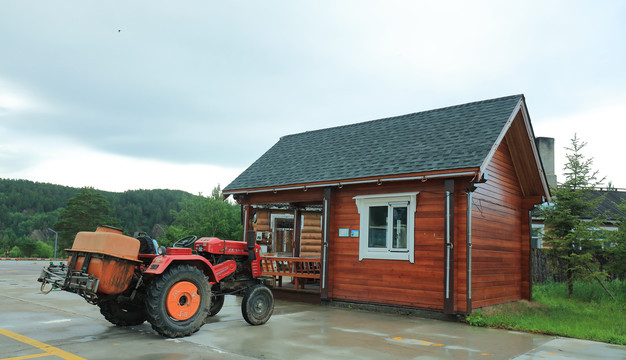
top-left (0, 178), bottom-right (196, 241)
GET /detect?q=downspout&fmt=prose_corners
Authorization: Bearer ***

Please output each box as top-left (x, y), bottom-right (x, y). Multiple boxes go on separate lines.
top-left (321, 187), bottom-right (332, 300)
top-left (444, 179), bottom-right (455, 314)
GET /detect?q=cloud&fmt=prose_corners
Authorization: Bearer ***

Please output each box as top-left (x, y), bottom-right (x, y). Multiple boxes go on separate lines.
top-left (1, 1), bottom-right (625, 191)
top-left (2, 136), bottom-right (243, 194)
top-left (534, 92), bottom-right (626, 187)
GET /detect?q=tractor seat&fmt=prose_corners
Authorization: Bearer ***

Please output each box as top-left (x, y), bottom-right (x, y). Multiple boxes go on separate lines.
top-left (136, 233), bottom-right (158, 254)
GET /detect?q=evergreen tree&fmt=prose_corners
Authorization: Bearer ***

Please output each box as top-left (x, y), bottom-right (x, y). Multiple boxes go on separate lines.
top-left (542, 135), bottom-right (606, 296)
top-left (54, 187), bottom-right (122, 253)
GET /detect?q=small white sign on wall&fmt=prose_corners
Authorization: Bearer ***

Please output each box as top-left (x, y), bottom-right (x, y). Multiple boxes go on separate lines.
top-left (338, 228), bottom-right (350, 237)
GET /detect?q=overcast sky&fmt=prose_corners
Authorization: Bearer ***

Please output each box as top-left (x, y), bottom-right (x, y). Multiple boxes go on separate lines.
top-left (1, 1), bottom-right (625, 194)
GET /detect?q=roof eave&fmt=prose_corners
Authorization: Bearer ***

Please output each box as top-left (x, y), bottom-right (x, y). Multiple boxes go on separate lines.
top-left (477, 96), bottom-right (551, 202)
top-left (222, 168), bottom-right (480, 196)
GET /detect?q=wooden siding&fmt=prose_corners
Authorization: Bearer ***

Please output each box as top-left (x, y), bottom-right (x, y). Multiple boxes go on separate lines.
top-left (453, 181), bottom-right (468, 313)
top-left (504, 110), bottom-right (548, 198)
top-left (471, 138), bottom-right (526, 308)
top-left (327, 180), bottom-right (449, 310)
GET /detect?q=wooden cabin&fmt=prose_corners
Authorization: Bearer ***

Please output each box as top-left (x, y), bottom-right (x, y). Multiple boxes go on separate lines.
top-left (224, 94), bottom-right (550, 314)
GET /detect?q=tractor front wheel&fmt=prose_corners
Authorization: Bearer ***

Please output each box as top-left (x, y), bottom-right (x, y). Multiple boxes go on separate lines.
top-left (241, 284), bottom-right (274, 326)
top-left (145, 264), bottom-right (210, 337)
top-left (98, 299), bottom-right (146, 326)
top-left (207, 295), bottom-right (225, 317)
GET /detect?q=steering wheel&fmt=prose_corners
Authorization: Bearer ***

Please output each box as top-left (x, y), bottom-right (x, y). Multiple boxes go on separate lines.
top-left (173, 235), bottom-right (198, 248)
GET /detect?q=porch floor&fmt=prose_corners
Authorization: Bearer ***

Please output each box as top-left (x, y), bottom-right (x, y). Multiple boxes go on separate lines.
top-left (264, 275), bottom-right (321, 294)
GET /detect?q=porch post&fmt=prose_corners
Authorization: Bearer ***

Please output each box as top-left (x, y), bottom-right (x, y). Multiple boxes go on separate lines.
top-left (243, 205), bottom-right (251, 240)
top-left (321, 187), bottom-right (331, 300)
top-left (293, 208), bottom-right (301, 257)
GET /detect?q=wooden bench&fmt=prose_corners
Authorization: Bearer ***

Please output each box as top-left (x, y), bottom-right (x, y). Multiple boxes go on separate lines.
top-left (261, 256), bottom-right (321, 290)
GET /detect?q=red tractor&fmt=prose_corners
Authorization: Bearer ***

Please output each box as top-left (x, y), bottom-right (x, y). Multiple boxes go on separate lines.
top-left (38, 226), bottom-right (274, 338)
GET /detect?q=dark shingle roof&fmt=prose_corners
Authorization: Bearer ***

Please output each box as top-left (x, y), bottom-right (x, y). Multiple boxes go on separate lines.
top-left (225, 95), bottom-right (523, 191)
top-left (532, 189), bottom-right (626, 222)
top-left (589, 190), bottom-right (626, 220)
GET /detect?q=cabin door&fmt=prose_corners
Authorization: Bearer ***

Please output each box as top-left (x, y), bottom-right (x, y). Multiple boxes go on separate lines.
top-left (273, 217), bottom-right (294, 255)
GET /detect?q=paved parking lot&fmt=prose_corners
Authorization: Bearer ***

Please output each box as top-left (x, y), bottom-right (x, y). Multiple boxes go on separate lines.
top-left (1, 260), bottom-right (625, 360)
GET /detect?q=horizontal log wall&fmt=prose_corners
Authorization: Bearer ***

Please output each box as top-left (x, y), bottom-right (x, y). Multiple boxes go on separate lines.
top-left (300, 213), bottom-right (322, 257)
top-left (253, 210), bottom-right (271, 232)
top-left (453, 182), bottom-right (468, 313)
top-left (250, 208), bottom-right (322, 257)
top-left (471, 138), bottom-right (525, 308)
top-left (327, 180), bottom-right (450, 310)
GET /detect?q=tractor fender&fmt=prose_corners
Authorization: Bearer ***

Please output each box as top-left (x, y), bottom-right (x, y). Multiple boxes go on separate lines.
top-left (144, 255), bottom-right (236, 283)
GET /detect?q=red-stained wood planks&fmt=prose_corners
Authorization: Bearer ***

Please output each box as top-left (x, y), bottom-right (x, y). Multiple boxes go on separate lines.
top-left (327, 180), bottom-right (450, 310)
top-left (471, 138), bottom-right (527, 308)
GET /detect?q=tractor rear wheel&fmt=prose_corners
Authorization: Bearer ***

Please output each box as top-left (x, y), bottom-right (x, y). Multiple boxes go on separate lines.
top-left (241, 284), bottom-right (274, 326)
top-left (98, 299), bottom-right (146, 326)
top-left (207, 295), bottom-right (225, 317)
top-left (145, 264), bottom-right (210, 337)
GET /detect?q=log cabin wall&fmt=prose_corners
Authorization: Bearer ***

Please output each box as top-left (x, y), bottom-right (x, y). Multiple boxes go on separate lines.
top-left (242, 189), bottom-right (326, 256)
top-left (300, 213), bottom-right (322, 257)
top-left (252, 210), bottom-right (271, 232)
top-left (250, 208), bottom-right (322, 257)
top-left (252, 209), bottom-right (291, 254)
top-left (520, 200), bottom-right (533, 301)
top-left (471, 138), bottom-right (525, 308)
top-left (327, 180), bottom-right (451, 310)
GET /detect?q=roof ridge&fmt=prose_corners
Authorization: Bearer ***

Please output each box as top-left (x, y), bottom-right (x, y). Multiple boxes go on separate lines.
top-left (281, 94), bottom-right (524, 140)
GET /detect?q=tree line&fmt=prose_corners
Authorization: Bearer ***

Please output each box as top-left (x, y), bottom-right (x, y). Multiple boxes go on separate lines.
top-left (0, 179), bottom-right (242, 257)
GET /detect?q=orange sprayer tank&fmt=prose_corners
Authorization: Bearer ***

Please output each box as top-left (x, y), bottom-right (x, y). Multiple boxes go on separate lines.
top-left (67, 226), bottom-right (141, 295)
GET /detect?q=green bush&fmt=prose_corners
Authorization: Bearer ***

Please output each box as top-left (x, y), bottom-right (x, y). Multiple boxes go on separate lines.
top-left (8, 245), bottom-right (22, 258)
top-left (465, 312), bottom-right (486, 327)
top-left (35, 241), bottom-right (53, 258)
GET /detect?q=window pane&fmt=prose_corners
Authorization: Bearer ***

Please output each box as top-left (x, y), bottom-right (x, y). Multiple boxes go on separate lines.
top-left (368, 206), bottom-right (387, 248)
top-left (392, 206), bottom-right (407, 249)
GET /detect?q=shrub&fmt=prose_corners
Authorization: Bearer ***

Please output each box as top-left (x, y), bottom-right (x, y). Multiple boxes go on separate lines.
top-left (9, 245), bottom-right (22, 258)
top-left (35, 241), bottom-right (53, 258)
top-left (465, 311), bottom-right (486, 327)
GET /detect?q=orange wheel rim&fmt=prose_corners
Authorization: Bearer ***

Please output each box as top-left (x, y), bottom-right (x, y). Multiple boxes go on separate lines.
top-left (166, 281), bottom-right (200, 320)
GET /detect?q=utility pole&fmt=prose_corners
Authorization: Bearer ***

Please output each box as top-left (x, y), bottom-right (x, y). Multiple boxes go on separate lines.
top-left (47, 228), bottom-right (58, 259)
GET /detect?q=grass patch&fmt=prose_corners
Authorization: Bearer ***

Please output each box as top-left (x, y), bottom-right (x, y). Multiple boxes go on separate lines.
top-left (465, 280), bottom-right (626, 345)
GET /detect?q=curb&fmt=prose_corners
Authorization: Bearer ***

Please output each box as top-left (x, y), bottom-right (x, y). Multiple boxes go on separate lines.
top-left (0, 258), bottom-right (66, 261)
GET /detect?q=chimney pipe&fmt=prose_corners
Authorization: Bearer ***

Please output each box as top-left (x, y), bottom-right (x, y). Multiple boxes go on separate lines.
top-left (535, 137), bottom-right (557, 189)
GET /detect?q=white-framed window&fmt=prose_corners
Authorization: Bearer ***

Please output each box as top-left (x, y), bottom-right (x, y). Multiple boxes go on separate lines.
top-left (531, 224), bottom-right (544, 249)
top-left (354, 192), bottom-right (418, 263)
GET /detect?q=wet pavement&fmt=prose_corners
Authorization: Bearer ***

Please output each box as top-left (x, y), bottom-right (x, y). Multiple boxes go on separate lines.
top-left (1, 260), bottom-right (625, 360)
